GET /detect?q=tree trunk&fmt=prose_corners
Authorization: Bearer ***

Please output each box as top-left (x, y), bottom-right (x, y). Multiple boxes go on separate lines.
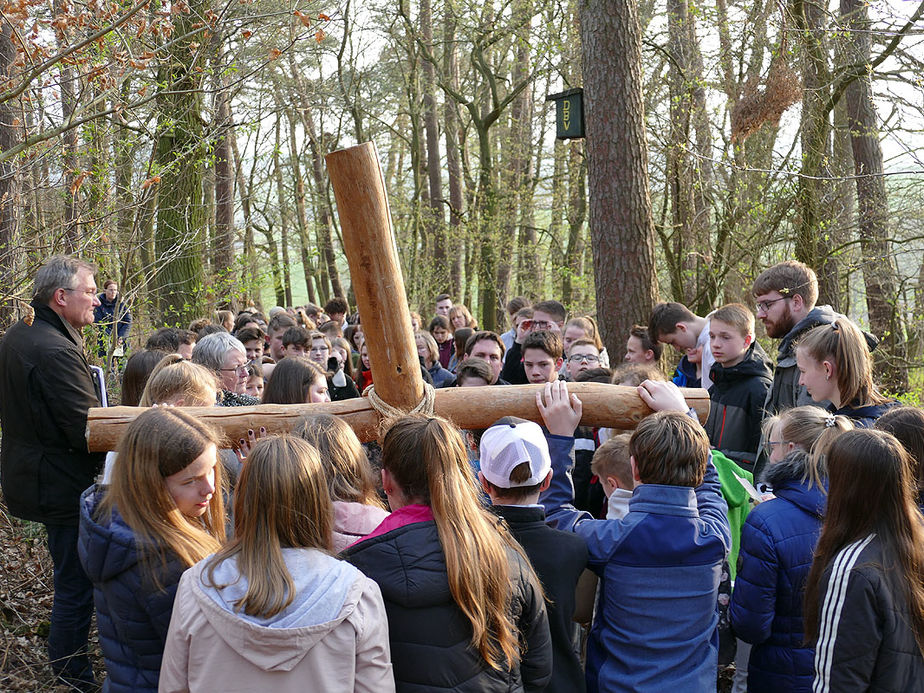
top-left (420, 0), bottom-right (447, 291)
top-left (54, 0), bottom-right (79, 252)
top-left (549, 140), bottom-right (567, 300)
top-left (212, 65), bottom-right (235, 309)
top-left (666, 0), bottom-right (713, 311)
top-left (153, 14), bottom-right (207, 326)
top-left (0, 19), bottom-right (20, 330)
top-left (285, 37), bottom-right (343, 301)
top-left (498, 0), bottom-right (534, 321)
top-left (285, 106), bottom-right (318, 307)
top-left (272, 116), bottom-right (293, 307)
top-left (230, 131), bottom-right (259, 306)
top-left (840, 0), bottom-right (907, 390)
top-left (564, 141), bottom-right (587, 307)
top-left (442, 4), bottom-right (464, 297)
top-left (794, 0), bottom-right (834, 274)
top-left (581, 0), bottom-right (658, 359)
top-left (259, 223), bottom-right (286, 307)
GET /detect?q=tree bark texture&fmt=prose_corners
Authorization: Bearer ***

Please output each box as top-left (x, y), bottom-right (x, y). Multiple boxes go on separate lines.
top-left (212, 75), bottom-right (235, 307)
top-left (581, 0), bottom-right (658, 360)
top-left (420, 0), bottom-right (447, 291)
top-left (153, 16), bottom-right (207, 327)
top-left (840, 0), bottom-right (907, 389)
top-left (794, 0), bottom-right (834, 276)
top-left (0, 19), bottom-right (20, 330)
top-left (442, 4), bottom-right (464, 298)
top-left (272, 114), bottom-right (293, 306)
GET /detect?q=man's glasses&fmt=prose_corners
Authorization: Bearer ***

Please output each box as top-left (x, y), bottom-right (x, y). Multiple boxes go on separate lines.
top-left (62, 288), bottom-right (98, 297)
top-left (567, 354), bottom-right (601, 364)
top-left (755, 297), bottom-right (790, 313)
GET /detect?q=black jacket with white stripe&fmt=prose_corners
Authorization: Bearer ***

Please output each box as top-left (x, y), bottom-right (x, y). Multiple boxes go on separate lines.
top-left (811, 533), bottom-right (924, 693)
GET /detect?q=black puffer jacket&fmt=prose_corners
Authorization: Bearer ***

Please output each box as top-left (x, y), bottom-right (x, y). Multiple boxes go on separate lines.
top-left (705, 341), bottom-right (773, 469)
top-left (810, 533), bottom-right (924, 692)
top-left (343, 520), bottom-right (552, 692)
top-left (0, 301), bottom-right (104, 524)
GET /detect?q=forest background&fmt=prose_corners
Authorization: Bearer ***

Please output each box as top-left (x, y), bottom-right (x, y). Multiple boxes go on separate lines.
top-left (0, 0), bottom-right (923, 391)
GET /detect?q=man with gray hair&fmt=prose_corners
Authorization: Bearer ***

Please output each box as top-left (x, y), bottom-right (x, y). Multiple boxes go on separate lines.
top-left (0, 254), bottom-right (105, 690)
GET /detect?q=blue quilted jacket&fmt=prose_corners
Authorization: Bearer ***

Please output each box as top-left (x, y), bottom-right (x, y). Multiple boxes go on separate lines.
top-left (729, 452), bottom-right (826, 693)
top-left (541, 435), bottom-right (730, 692)
top-left (78, 486), bottom-right (185, 693)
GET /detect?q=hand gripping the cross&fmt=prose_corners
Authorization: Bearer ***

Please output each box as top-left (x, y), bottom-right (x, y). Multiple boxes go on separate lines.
top-left (536, 381), bottom-right (583, 437)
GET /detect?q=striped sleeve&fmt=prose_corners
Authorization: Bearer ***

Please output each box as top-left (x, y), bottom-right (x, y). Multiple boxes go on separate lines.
top-left (812, 534), bottom-right (879, 693)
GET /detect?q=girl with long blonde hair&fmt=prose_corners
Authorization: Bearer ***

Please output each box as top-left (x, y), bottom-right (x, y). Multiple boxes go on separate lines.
top-left (294, 413), bottom-right (389, 551)
top-left (78, 409), bottom-right (225, 693)
top-left (796, 318), bottom-right (894, 426)
top-left (343, 416), bottom-right (551, 691)
top-left (160, 436), bottom-right (394, 692)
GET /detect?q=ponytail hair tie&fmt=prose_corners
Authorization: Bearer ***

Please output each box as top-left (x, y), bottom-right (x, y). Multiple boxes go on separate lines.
top-left (825, 415), bottom-right (836, 428)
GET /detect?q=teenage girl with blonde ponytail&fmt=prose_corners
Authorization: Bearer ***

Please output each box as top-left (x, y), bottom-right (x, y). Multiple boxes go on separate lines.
top-left (343, 416), bottom-right (552, 692)
top-left (796, 318), bottom-right (895, 426)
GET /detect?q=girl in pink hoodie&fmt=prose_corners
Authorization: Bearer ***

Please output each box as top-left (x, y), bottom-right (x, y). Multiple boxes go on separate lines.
top-left (294, 413), bottom-right (389, 552)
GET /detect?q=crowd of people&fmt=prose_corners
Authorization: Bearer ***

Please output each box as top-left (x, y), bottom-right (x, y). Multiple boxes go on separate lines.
top-left (1, 254), bottom-right (923, 692)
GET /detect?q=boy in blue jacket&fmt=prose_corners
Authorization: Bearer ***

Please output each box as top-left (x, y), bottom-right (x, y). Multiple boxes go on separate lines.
top-left (537, 380), bottom-right (731, 693)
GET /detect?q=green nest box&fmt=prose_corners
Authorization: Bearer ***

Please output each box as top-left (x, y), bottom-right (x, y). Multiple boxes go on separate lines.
top-left (546, 88), bottom-right (584, 140)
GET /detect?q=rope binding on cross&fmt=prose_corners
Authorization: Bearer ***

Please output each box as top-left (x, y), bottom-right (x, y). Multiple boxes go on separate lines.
top-left (362, 382), bottom-right (436, 421)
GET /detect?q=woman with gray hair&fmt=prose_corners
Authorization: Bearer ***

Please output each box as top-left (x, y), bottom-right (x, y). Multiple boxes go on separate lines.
top-left (192, 332), bottom-right (260, 406)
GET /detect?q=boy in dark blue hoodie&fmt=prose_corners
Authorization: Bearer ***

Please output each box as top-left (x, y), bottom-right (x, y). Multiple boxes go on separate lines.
top-left (705, 303), bottom-right (772, 471)
top-left (537, 380), bottom-right (730, 693)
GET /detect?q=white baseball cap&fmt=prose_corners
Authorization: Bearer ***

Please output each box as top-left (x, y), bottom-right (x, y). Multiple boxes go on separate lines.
top-left (479, 417), bottom-right (552, 488)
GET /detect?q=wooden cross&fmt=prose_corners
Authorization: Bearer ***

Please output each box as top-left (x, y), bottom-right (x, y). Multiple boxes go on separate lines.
top-left (86, 143), bottom-right (708, 451)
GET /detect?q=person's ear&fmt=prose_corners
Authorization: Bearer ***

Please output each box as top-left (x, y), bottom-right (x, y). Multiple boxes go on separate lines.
top-left (555, 357), bottom-right (563, 370)
top-left (53, 287), bottom-right (68, 307)
top-left (381, 468), bottom-right (395, 496)
top-left (539, 469), bottom-right (553, 492)
top-left (477, 471), bottom-right (493, 496)
top-left (644, 349), bottom-right (654, 361)
top-left (791, 293), bottom-right (805, 312)
top-left (675, 323), bottom-right (687, 334)
top-left (823, 360), bottom-right (835, 381)
top-left (630, 456), bottom-right (642, 483)
top-left (743, 334), bottom-right (753, 348)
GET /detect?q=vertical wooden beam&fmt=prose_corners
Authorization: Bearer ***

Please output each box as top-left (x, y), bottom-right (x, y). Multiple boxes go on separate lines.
top-left (326, 142), bottom-right (424, 412)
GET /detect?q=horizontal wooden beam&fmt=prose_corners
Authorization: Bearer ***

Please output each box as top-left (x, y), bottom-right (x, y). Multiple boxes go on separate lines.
top-left (85, 383), bottom-right (709, 452)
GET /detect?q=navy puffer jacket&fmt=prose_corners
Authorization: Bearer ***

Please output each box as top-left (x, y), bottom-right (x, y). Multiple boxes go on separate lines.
top-left (343, 520), bottom-right (552, 692)
top-left (78, 486), bottom-right (185, 693)
top-left (729, 452), bottom-right (826, 693)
